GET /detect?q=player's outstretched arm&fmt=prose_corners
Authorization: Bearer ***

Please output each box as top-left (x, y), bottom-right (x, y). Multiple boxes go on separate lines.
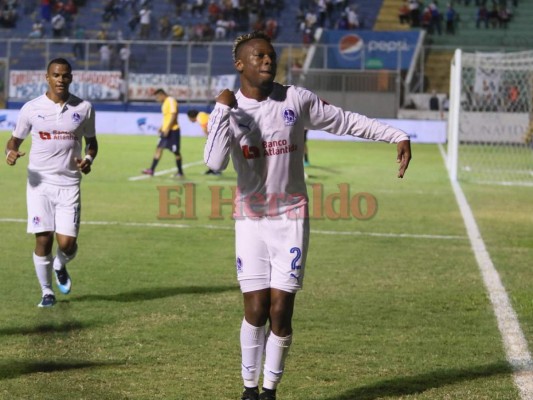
top-left (5, 136), bottom-right (25, 166)
top-left (396, 140), bottom-right (412, 178)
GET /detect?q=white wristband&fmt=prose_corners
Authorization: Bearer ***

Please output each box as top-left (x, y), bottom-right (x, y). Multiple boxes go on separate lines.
top-left (84, 154), bottom-right (94, 164)
top-left (5, 150), bottom-right (13, 160)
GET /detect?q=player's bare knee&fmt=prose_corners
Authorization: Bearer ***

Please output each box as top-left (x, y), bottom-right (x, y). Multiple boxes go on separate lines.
top-left (57, 236), bottom-right (77, 255)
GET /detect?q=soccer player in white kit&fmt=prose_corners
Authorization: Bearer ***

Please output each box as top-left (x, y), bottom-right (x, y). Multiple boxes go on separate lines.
top-left (5, 58), bottom-right (98, 308)
top-left (204, 32), bottom-right (412, 400)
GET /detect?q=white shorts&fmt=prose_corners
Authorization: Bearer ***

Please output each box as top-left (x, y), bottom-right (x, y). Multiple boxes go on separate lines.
top-left (235, 207), bottom-right (310, 294)
top-left (26, 182), bottom-right (81, 237)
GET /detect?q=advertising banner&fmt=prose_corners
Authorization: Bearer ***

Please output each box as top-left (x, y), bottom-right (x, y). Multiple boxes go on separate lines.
top-left (128, 74), bottom-right (237, 101)
top-left (324, 30), bottom-right (421, 70)
top-left (9, 70), bottom-right (122, 100)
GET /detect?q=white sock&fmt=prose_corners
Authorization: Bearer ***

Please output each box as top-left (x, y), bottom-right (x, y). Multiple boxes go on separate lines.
top-left (263, 332), bottom-right (292, 390)
top-left (240, 318), bottom-right (266, 388)
top-left (33, 253), bottom-right (54, 296)
top-left (53, 243), bottom-right (77, 271)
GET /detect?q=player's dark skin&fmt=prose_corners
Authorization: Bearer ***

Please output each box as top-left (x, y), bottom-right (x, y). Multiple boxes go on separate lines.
top-left (217, 38), bottom-right (412, 337)
top-left (5, 61), bottom-right (98, 259)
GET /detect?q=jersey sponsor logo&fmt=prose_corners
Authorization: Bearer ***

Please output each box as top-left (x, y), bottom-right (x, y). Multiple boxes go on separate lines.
top-left (283, 109), bottom-right (297, 126)
top-left (242, 145), bottom-right (261, 159)
top-left (39, 131), bottom-right (52, 140)
top-left (72, 112), bottom-right (81, 123)
top-left (39, 130), bottom-right (76, 140)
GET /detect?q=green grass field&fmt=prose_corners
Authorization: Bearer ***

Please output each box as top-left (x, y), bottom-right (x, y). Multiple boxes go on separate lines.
top-left (1, 131), bottom-right (532, 400)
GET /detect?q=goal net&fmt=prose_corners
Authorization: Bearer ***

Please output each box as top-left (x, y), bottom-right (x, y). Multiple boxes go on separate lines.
top-left (447, 49), bottom-right (533, 186)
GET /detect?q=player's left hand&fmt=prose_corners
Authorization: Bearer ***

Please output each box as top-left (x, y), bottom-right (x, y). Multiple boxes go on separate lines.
top-left (75, 157), bottom-right (92, 175)
top-left (396, 140), bottom-right (412, 178)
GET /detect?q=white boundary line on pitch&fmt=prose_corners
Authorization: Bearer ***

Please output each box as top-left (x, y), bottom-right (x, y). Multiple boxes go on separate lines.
top-left (0, 218), bottom-right (466, 240)
top-left (128, 160), bottom-right (205, 181)
top-left (439, 143), bottom-right (533, 399)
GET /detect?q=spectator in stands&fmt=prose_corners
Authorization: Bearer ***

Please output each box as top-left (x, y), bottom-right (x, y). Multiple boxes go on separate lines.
top-left (335, 11), bottom-right (349, 29)
top-left (64, 0), bottom-right (77, 16)
top-left (408, 0), bottom-right (421, 27)
top-left (420, 6), bottom-right (432, 32)
top-left (103, 0), bottom-right (119, 22)
top-left (139, 5), bottom-right (151, 39)
top-left (159, 14), bottom-right (171, 38)
top-left (99, 43), bottom-right (111, 70)
top-left (498, 5), bottom-right (510, 28)
top-left (476, 4), bottom-right (489, 28)
top-left (119, 45), bottom-right (130, 76)
top-left (41, 0), bottom-right (52, 22)
top-left (191, 0), bottom-right (206, 17)
top-left (0, 2), bottom-right (18, 28)
top-left (207, 0), bottom-right (221, 24)
top-left (171, 23), bottom-right (185, 40)
top-left (428, 1), bottom-right (442, 35)
top-left (265, 17), bottom-right (278, 39)
top-left (445, 3), bottom-right (457, 34)
top-left (215, 15), bottom-right (232, 40)
top-left (399, 1), bottom-right (411, 25)
top-left (51, 11), bottom-right (66, 37)
top-left (128, 9), bottom-right (140, 34)
top-left (72, 25), bottom-right (86, 60)
top-left (29, 20), bottom-right (44, 38)
top-left (316, 0), bottom-right (327, 28)
top-left (346, 5), bottom-right (359, 29)
top-left (488, 3), bottom-right (499, 28)
top-left (429, 90), bottom-right (440, 111)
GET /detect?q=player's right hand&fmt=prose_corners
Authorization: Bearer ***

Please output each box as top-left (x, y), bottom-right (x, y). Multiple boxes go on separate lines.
top-left (5, 150), bottom-right (25, 166)
top-left (216, 89), bottom-right (238, 109)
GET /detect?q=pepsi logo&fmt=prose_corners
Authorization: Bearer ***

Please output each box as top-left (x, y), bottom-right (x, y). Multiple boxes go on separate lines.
top-left (338, 34), bottom-right (364, 61)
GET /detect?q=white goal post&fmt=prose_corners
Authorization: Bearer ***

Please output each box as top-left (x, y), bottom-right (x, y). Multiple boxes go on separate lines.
top-left (447, 49), bottom-right (533, 186)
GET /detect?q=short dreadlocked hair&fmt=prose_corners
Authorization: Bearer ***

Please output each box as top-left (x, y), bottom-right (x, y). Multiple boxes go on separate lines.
top-left (232, 31), bottom-right (272, 62)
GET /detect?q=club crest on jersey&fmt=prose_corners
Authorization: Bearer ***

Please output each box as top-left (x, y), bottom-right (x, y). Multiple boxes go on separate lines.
top-left (283, 109), bottom-right (297, 126)
top-left (72, 112), bottom-right (81, 123)
top-left (236, 257), bottom-right (243, 274)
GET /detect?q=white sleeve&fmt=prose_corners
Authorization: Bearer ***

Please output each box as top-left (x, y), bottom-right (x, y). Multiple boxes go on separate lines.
top-left (12, 103), bottom-right (32, 140)
top-left (204, 103), bottom-right (232, 171)
top-left (302, 89), bottom-right (409, 143)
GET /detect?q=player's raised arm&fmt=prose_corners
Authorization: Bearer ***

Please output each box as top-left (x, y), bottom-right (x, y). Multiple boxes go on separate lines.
top-left (5, 136), bottom-right (26, 166)
top-left (203, 89), bottom-right (236, 172)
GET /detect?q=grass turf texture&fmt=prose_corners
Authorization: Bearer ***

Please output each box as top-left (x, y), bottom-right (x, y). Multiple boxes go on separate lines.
top-left (0, 131), bottom-right (531, 399)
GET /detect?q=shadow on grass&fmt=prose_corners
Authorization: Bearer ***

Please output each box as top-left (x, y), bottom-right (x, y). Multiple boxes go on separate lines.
top-left (0, 321), bottom-right (87, 336)
top-left (73, 285), bottom-right (238, 302)
top-left (323, 362), bottom-right (512, 400)
top-left (0, 359), bottom-right (123, 380)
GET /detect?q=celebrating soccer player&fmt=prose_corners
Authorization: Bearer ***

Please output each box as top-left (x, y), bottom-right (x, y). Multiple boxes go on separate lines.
top-left (5, 58), bottom-right (98, 307)
top-left (204, 31), bottom-right (412, 400)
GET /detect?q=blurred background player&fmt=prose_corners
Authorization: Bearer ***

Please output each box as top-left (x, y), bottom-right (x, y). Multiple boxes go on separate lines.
top-left (142, 88), bottom-right (184, 178)
top-left (5, 57), bottom-right (98, 307)
top-left (187, 109), bottom-right (220, 175)
top-left (204, 31), bottom-right (411, 400)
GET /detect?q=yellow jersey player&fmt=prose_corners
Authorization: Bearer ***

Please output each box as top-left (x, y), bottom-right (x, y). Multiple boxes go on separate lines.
top-left (142, 88), bottom-right (184, 178)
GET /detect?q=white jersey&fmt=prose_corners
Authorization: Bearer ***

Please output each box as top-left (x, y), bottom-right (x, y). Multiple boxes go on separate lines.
top-left (13, 93), bottom-right (95, 187)
top-left (204, 83), bottom-right (409, 217)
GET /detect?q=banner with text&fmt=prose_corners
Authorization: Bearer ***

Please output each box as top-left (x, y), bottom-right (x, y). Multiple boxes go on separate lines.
top-left (324, 30), bottom-right (421, 70)
top-left (128, 74), bottom-right (237, 101)
top-left (9, 70), bottom-right (122, 101)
